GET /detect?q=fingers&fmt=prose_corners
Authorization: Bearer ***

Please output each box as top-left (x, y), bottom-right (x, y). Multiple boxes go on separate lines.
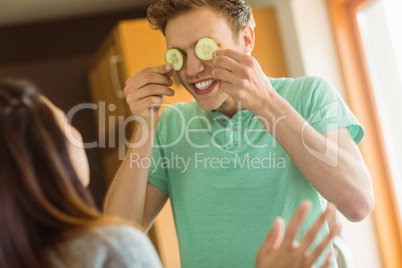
top-left (126, 64), bottom-right (173, 90)
top-left (212, 50), bottom-right (240, 73)
top-left (211, 54), bottom-right (238, 88)
top-left (259, 217), bottom-right (285, 253)
top-left (213, 49), bottom-right (249, 63)
top-left (133, 84), bottom-right (175, 100)
top-left (211, 49), bottom-right (246, 84)
top-left (211, 49), bottom-right (265, 101)
top-left (256, 202), bottom-right (340, 268)
top-left (127, 96), bottom-right (164, 116)
top-left (211, 49), bottom-right (250, 84)
top-left (124, 64), bottom-right (175, 116)
top-left (299, 203), bottom-right (340, 267)
top-left (299, 204), bottom-right (335, 252)
top-left (319, 251), bottom-right (335, 268)
top-left (309, 222), bottom-right (341, 263)
top-left (282, 201), bottom-right (312, 248)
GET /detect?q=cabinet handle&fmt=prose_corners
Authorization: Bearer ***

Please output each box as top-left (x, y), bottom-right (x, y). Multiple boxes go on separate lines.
top-left (108, 55), bottom-right (126, 99)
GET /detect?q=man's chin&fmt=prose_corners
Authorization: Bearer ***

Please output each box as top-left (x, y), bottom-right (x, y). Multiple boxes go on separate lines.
top-left (193, 91), bottom-right (228, 112)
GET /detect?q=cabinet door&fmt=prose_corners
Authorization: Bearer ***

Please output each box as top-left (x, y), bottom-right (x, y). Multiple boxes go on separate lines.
top-left (89, 19), bottom-right (183, 268)
top-left (88, 33), bottom-right (131, 186)
top-left (252, 7), bottom-right (288, 77)
top-left (117, 19), bottom-right (183, 268)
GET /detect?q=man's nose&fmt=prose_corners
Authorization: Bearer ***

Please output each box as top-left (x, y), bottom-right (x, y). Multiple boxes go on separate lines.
top-left (185, 52), bottom-right (205, 77)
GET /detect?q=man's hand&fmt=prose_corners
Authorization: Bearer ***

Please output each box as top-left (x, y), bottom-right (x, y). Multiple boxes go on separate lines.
top-left (211, 49), bottom-right (274, 115)
top-left (124, 64), bottom-right (175, 125)
top-left (256, 201), bottom-right (341, 268)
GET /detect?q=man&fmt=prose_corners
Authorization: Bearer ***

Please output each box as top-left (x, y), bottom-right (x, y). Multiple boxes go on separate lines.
top-left (104, 0), bottom-right (374, 267)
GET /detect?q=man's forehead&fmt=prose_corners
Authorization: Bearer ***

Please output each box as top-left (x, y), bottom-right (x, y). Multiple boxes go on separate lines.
top-left (165, 7), bottom-right (226, 31)
top-left (165, 8), bottom-right (230, 47)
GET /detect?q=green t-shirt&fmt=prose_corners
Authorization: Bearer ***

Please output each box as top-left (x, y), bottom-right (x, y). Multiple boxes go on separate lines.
top-left (147, 76), bottom-right (363, 268)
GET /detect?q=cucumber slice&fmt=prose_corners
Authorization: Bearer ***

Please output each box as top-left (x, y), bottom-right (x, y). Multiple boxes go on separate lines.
top-left (164, 48), bottom-right (184, 71)
top-left (195, 37), bottom-right (219, 61)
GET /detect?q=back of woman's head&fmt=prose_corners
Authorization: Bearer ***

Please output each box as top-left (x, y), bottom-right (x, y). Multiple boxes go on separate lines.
top-left (0, 79), bottom-right (101, 268)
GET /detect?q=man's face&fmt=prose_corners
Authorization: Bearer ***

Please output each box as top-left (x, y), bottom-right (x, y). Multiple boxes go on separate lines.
top-left (165, 7), bottom-right (242, 112)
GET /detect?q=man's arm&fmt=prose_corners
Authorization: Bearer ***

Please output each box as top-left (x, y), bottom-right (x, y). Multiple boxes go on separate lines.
top-left (104, 64), bottom-right (174, 230)
top-left (103, 127), bottom-right (168, 231)
top-left (212, 49), bottom-right (374, 221)
top-left (260, 95), bottom-right (374, 222)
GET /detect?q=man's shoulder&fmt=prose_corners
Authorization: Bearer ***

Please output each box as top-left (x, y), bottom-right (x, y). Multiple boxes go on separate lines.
top-left (269, 76), bottom-right (330, 90)
top-left (269, 76), bottom-right (334, 101)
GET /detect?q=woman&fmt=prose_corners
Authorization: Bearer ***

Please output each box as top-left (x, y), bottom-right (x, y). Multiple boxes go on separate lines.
top-left (0, 79), bottom-right (339, 268)
top-left (0, 79), bottom-right (163, 268)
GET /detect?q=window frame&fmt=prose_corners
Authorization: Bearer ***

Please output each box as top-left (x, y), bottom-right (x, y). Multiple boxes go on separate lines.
top-left (327, 0), bottom-right (402, 266)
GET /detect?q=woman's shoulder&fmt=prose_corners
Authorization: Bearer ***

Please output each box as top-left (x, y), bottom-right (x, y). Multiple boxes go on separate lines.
top-left (48, 224), bottom-right (163, 268)
top-left (86, 224), bottom-right (146, 240)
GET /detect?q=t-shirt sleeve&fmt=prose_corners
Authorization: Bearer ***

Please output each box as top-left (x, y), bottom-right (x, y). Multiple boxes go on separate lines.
top-left (302, 77), bottom-right (365, 145)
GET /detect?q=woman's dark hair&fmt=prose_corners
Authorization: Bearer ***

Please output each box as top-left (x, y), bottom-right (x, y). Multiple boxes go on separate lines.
top-left (0, 79), bottom-right (103, 268)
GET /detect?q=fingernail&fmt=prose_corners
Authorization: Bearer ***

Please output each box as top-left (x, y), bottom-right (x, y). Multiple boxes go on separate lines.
top-left (212, 51), bottom-right (217, 57)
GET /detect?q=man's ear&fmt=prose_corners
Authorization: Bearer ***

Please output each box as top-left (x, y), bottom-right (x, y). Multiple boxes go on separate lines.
top-left (241, 25), bottom-right (255, 54)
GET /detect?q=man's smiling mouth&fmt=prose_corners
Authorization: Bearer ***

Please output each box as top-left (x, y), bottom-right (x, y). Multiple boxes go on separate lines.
top-left (194, 79), bottom-right (216, 90)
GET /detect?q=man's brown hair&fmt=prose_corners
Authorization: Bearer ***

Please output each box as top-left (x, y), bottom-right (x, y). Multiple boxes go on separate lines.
top-left (147, 0), bottom-right (255, 41)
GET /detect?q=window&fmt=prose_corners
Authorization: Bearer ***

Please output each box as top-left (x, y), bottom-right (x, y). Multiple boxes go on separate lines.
top-left (327, 0), bottom-right (402, 266)
top-left (357, 0), bottom-right (402, 219)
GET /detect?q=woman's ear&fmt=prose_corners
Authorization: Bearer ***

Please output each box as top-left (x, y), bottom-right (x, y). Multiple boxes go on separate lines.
top-left (241, 25), bottom-right (255, 54)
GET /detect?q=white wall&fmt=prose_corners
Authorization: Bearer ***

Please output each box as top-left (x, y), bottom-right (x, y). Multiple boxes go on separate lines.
top-left (267, 0), bottom-right (383, 267)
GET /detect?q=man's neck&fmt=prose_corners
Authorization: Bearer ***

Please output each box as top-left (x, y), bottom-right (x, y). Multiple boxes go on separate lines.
top-left (213, 100), bottom-right (244, 118)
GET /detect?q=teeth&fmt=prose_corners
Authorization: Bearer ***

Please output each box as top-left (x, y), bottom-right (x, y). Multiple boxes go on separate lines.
top-left (195, 79), bottom-right (215, 90)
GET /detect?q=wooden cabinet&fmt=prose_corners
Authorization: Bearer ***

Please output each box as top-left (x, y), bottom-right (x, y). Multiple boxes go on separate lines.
top-left (88, 19), bottom-right (194, 187)
top-left (88, 18), bottom-right (189, 268)
top-left (88, 7), bottom-right (287, 268)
